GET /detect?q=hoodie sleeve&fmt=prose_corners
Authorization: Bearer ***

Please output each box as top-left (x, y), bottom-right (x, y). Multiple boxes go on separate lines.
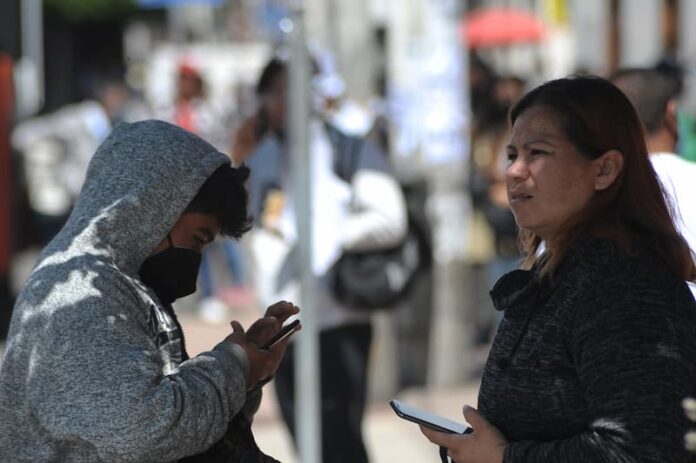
top-left (28, 272), bottom-right (249, 463)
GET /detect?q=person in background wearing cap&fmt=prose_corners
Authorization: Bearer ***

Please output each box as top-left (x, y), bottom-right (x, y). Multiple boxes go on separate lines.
top-left (157, 59), bottom-right (254, 324)
top-left (159, 60), bottom-right (232, 150)
top-left (310, 48), bottom-right (377, 138)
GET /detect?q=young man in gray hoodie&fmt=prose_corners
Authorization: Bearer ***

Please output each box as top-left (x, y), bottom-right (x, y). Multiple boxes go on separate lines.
top-left (0, 120), bottom-right (298, 462)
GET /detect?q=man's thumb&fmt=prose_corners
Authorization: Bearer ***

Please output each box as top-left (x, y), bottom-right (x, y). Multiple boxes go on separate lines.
top-left (230, 321), bottom-right (245, 334)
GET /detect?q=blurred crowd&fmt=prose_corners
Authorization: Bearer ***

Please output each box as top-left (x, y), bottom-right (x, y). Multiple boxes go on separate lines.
top-left (6, 42), bottom-right (696, 357)
top-left (3, 17), bottom-right (696, 459)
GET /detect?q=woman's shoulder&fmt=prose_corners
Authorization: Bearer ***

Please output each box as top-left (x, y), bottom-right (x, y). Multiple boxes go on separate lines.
top-left (560, 236), bottom-right (695, 320)
top-left (563, 236), bottom-right (675, 285)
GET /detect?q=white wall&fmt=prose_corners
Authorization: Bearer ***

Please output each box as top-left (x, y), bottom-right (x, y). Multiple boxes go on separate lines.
top-left (620, 0), bottom-right (662, 68)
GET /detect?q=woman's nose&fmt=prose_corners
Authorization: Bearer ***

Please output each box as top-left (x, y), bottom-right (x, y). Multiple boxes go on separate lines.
top-left (506, 158), bottom-right (529, 181)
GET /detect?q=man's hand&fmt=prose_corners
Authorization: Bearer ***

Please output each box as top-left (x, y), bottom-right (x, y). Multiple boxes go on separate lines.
top-left (224, 301), bottom-right (300, 390)
top-left (263, 301), bottom-right (299, 324)
top-left (419, 406), bottom-right (506, 463)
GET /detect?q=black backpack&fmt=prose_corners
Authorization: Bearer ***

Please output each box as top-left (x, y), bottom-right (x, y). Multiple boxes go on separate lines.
top-left (325, 124), bottom-right (430, 310)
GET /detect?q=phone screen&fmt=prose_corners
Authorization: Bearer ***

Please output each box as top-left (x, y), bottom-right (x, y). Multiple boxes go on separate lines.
top-left (390, 399), bottom-right (472, 435)
top-left (261, 319), bottom-right (300, 350)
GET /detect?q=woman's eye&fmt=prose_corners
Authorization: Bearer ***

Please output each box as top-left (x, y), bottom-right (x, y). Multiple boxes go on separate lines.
top-left (506, 152), bottom-right (517, 162)
top-left (530, 149), bottom-right (548, 156)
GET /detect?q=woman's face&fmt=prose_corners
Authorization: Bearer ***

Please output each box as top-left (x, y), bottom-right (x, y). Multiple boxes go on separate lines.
top-left (505, 105), bottom-right (602, 243)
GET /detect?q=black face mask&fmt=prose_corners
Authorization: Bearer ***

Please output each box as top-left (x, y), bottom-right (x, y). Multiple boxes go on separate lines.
top-left (139, 235), bottom-right (202, 305)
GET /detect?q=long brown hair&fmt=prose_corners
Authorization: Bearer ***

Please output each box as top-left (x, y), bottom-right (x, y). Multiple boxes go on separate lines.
top-left (510, 75), bottom-right (696, 281)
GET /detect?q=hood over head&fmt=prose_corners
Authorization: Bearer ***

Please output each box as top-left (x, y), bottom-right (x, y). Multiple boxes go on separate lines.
top-left (39, 120), bottom-right (231, 276)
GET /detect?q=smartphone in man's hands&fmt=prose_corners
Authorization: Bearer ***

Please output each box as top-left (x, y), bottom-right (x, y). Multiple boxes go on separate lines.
top-left (261, 319), bottom-right (300, 350)
top-left (390, 399), bottom-right (472, 435)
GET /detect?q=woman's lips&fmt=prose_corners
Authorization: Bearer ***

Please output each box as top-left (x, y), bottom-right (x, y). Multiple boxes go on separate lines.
top-left (509, 192), bottom-right (533, 204)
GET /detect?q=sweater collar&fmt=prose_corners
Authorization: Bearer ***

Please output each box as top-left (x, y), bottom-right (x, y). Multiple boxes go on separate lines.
top-left (489, 235), bottom-right (605, 312)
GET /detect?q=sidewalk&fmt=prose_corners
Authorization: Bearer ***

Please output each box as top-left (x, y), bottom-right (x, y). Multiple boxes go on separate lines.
top-left (179, 302), bottom-right (481, 463)
top-left (250, 383), bottom-right (480, 463)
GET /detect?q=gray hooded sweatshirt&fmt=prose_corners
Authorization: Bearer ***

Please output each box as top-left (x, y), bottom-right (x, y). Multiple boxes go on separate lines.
top-left (0, 120), bottom-right (252, 462)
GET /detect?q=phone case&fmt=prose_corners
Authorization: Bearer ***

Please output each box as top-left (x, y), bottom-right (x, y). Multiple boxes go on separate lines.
top-left (390, 399), bottom-right (472, 435)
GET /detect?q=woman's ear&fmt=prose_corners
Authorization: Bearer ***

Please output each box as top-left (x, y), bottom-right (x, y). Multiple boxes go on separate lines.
top-left (594, 149), bottom-right (624, 191)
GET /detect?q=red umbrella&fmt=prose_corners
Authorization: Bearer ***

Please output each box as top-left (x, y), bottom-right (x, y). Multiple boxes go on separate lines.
top-left (462, 8), bottom-right (546, 49)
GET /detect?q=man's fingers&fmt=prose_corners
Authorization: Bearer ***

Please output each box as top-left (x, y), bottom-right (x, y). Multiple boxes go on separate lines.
top-left (266, 301), bottom-right (300, 320)
top-left (258, 316), bottom-right (281, 331)
top-left (268, 323), bottom-right (302, 351)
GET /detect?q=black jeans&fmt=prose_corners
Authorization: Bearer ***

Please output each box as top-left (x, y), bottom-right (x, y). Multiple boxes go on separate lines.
top-left (274, 323), bottom-right (372, 463)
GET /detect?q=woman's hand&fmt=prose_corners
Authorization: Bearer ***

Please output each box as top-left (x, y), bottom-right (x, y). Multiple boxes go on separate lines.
top-left (420, 406), bottom-right (507, 463)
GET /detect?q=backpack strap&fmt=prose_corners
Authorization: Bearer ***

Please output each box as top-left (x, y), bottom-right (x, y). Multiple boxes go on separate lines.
top-left (325, 122), bottom-right (363, 183)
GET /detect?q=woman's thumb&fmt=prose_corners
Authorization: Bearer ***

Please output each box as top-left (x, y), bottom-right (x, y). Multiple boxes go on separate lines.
top-left (463, 406), bottom-right (487, 430)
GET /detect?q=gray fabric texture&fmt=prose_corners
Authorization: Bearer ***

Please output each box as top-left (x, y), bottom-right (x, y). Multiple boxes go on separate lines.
top-left (0, 120), bottom-right (251, 462)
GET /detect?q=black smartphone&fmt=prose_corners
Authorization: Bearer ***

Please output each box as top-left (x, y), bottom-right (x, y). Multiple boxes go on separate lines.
top-left (390, 399), bottom-right (472, 435)
top-left (261, 319), bottom-right (300, 350)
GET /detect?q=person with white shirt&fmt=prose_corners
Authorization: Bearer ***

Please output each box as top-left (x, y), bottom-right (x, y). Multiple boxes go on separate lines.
top-left (234, 57), bottom-right (407, 463)
top-left (612, 67), bottom-right (696, 298)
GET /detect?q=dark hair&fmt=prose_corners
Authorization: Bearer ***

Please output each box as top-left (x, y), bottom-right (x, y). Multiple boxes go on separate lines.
top-left (609, 68), bottom-right (680, 134)
top-left (256, 58), bottom-right (286, 97)
top-left (255, 55), bottom-right (320, 97)
top-left (510, 75), bottom-right (695, 281)
top-left (185, 164), bottom-right (253, 239)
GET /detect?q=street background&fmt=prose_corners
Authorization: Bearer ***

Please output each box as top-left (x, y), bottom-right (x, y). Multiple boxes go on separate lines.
top-left (2, 0), bottom-right (696, 461)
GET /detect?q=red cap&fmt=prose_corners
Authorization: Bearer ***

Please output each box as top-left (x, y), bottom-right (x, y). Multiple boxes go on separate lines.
top-left (178, 60), bottom-right (201, 79)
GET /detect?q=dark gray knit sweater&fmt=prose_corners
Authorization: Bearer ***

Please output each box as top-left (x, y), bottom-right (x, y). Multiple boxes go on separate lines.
top-left (479, 236), bottom-right (696, 462)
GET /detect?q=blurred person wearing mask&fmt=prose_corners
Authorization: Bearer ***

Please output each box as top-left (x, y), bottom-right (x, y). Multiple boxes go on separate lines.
top-left (611, 67), bottom-right (696, 298)
top-left (233, 56), bottom-right (407, 463)
top-left (0, 120), bottom-right (299, 462)
top-left (420, 76), bottom-right (696, 462)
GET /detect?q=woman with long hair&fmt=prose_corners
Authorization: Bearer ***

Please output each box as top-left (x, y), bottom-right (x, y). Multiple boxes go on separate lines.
top-left (421, 76), bottom-right (696, 462)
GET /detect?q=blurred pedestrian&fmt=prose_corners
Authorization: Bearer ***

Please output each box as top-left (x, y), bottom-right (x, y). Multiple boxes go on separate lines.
top-left (0, 120), bottom-right (299, 461)
top-left (611, 67), bottom-right (696, 298)
top-left (155, 59), bottom-right (230, 151)
top-left (420, 76), bottom-right (696, 462)
top-left (235, 56), bottom-right (407, 463)
top-left (11, 78), bottom-right (142, 245)
top-left (157, 59), bottom-right (253, 322)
